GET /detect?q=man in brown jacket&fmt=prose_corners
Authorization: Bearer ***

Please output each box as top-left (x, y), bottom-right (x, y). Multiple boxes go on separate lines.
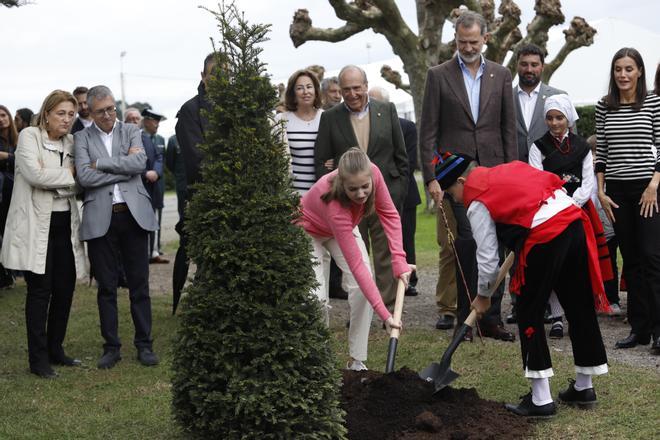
top-left (419, 10), bottom-right (517, 340)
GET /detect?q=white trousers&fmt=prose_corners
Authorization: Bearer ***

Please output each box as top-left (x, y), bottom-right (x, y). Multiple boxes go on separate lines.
top-left (310, 227), bottom-right (374, 361)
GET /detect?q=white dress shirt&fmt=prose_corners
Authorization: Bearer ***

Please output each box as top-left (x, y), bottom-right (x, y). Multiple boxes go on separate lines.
top-left (517, 83), bottom-right (541, 130)
top-left (93, 121), bottom-right (125, 204)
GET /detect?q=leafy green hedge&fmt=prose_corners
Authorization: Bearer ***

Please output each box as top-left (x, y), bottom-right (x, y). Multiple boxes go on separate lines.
top-left (576, 105), bottom-right (596, 138)
top-left (171, 5), bottom-right (346, 439)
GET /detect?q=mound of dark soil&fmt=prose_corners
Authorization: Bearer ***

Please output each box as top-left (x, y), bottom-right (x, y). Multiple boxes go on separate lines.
top-left (341, 368), bottom-right (533, 439)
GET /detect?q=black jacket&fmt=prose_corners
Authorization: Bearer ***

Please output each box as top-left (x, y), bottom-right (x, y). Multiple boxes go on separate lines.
top-left (399, 117), bottom-right (421, 210)
top-left (175, 81), bottom-right (211, 192)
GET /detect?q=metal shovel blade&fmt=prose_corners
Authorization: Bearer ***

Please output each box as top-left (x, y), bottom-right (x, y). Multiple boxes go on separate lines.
top-left (419, 322), bottom-right (471, 393)
top-left (419, 361), bottom-right (460, 393)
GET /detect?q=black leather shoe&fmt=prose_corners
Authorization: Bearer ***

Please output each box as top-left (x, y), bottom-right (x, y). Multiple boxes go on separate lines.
top-left (480, 323), bottom-right (516, 342)
top-left (435, 315), bottom-right (455, 330)
top-left (50, 354), bottom-right (82, 367)
top-left (558, 380), bottom-right (597, 409)
top-left (505, 392), bottom-right (556, 418)
top-left (506, 311), bottom-right (517, 324)
top-left (97, 350), bottom-right (121, 369)
top-left (615, 332), bottom-right (651, 349)
top-left (137, 348), bottom-right (159, 366)
top-left (405, 285), bottom-right (418, 297)
top-left (30, 366), bottom-right (58, 379)
top-left (651, 336), bottom-right (660, 355)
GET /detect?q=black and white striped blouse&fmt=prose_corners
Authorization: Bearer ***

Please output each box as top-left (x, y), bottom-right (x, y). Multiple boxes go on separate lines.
top-left (595, 93), bottom-right (660, 181)
top-left (276, 110), bottom-right (323, 194)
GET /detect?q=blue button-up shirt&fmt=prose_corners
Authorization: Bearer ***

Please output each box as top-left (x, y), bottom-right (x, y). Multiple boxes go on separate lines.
top-left (458, 55), bottom-right (485, 123)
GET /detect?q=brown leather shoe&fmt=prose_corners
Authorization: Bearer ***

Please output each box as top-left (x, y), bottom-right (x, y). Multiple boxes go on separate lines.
top-left (149, 256), bottom-right (170, 264)
top-left (480, 322), bottom-right (515, 342)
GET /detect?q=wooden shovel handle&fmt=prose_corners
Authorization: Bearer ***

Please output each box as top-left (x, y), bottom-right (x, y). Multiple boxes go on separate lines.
top-left (466, 252), bottom-right (515, 328)
top-left (389, 279), bottom-right (406, 339)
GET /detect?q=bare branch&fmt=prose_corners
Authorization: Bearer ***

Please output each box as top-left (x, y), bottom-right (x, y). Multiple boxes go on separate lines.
top-left (1, 0), bottom-right (27, 6)
top-left (485, 0), bottom-right (521, 64)
top-left (380, 65), bottom-right (411, 94)
top-left (290, 9), bottom-right (369, 48)
top-left (543, 16), bottom-right (597, 82)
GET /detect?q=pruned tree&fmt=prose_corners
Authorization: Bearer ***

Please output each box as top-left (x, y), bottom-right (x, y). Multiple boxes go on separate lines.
top-left (1, 0), bottom-right (28, 7)
top-left (171, 3), bottom-right (346, 438)
top-left (290, 0), bottom-right (596, 121)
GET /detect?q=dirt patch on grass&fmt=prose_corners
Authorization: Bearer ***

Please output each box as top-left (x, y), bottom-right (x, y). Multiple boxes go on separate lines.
top-left (342, 368), bottom-right (533, 440)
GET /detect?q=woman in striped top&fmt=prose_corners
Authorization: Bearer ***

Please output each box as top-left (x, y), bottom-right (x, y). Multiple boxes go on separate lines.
top-left (595, 47), bottom-right (660, 354)
top-left (275, 69), bottom-right (324, 195)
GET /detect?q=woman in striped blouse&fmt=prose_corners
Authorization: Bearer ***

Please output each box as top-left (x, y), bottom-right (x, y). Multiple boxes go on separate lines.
top-left (275, 69), bottom-right (324, 195)
top-left (595, 47), bottom-right (660, 355)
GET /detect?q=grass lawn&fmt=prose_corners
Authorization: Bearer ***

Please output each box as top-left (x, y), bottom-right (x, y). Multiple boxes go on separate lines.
top-left (1, 280), bottom-right (657, 439)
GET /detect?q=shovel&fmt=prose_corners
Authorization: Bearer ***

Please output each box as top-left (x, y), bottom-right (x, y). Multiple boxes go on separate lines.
top-left (419, 252), bottom-right (514, 393)
top-left (385, 279), bottom-right (406, 373)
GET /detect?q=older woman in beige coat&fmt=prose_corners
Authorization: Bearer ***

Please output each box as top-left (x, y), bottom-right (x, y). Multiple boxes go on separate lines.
top-left (0, 90), bottom-right (87, 378)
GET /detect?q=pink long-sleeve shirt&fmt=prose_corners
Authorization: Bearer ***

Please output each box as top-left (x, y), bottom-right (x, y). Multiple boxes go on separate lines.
top-left (299, 163), bottom-right (408, 321)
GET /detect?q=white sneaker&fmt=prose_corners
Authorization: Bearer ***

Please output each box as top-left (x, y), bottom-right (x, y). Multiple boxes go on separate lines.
top-left (608, 303), bottom-right (622, 317)
top-left (346, 360), bottom-right (368, 371)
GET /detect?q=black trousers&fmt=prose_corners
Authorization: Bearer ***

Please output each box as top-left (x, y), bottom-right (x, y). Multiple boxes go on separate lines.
top-left (24, 212), bottom-right (76, 370)
top-left (517, 221), bottom-right (607, 373)
top-left (604, 237), bottom-right (620, 306)
top-left (450, 199), bottom-right (504, 326)
top-left (88, 211), bottom-right (152, 351)
top-left (402, 205), bottom-right (418, 286)
top-left (607, 180), bottom-right (660, 337)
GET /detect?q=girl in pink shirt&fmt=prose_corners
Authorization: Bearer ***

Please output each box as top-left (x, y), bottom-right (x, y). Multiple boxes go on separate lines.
top-left (299, 148), bottom-right (413, 370)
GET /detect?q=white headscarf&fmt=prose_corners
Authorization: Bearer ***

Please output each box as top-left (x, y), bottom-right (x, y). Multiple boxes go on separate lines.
top-left (544, 94), bottom-right (579, 128)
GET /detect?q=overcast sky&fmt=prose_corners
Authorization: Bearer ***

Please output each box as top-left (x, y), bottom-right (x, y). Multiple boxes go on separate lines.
top-left (1, 0), bottom-right (658, 137)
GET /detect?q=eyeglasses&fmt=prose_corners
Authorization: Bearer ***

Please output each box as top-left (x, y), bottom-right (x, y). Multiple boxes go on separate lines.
top-left (92, 106), bottom-right (117, 117)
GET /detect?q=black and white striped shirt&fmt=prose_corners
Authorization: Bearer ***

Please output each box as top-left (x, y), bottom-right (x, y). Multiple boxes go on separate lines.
top-left (276, 110), bottom-right (323, 194)
top-left (595, 93), bottom-right (660, 181)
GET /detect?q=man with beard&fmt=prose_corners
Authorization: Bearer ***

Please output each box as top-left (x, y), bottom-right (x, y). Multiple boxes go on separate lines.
top-left (513, 44), bottom-right (567, 163)
top-left (508, 44), bottom-right (567, 325)
top-left (71, 86), bottom-right (93, 134)
top-left (419, 10), bottom-right (516, 341)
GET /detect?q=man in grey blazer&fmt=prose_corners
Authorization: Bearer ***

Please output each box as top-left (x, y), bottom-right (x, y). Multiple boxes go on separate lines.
top-left (74, 85), bottom-right (159, 369)
top-left (419, 11), bottom-right (516, 340)
top-left (315, 65), bottom-right (408, 308)
top-left (507, 44), bottom-right (566, 324)
top-left (513, 44), bottom-right (566, 163)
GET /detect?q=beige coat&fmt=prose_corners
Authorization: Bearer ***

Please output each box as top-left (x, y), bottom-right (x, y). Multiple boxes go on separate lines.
top-left (0, 127), bottom-right (87, 277)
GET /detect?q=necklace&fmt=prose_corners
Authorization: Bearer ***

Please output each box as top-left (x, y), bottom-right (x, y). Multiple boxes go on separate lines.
top-left (551, 135), bottom-right (570, 155)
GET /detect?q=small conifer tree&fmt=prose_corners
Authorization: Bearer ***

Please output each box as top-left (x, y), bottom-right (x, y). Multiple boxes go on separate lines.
top-left (171, 4), bottom-right (346, 439)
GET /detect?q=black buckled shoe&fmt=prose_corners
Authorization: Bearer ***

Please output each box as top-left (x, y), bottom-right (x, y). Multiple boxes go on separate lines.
top-left (505, 392), bottom-right (556, 418)
top-left (558, 380), bottom-right (597, 409)
top-left (615, 332), bottom-right (651, 349)
top-left (137, 348), bottom-right (159, 367)
top-left (435, 315), bottom-right (455, 330)
top-left (97, 350), bottom-right (121, 369)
